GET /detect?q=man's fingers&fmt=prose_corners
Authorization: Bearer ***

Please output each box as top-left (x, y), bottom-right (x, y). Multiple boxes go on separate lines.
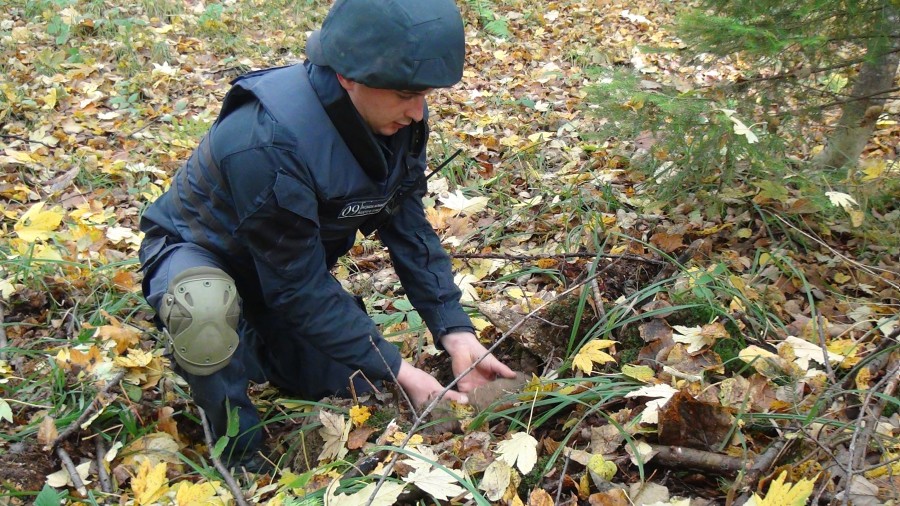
top-left (444, 390), bottom-right (469, 404)
top-left (482, 354), bottom-right (517, 378)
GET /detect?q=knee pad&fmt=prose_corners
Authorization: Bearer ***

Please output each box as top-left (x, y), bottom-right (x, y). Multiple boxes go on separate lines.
top-left (160, 266), bottom-right (240, 376)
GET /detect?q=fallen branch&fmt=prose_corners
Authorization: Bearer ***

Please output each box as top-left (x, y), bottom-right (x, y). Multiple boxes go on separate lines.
top-left (198, 407), bottom-right (250, 506)
top-left (649, 444), bottom-right (748, 473)
top-left (0, 301), bottom-right (7, 362)
top-left (733, 439), bottom-right (788, 505)
top-left (56, 447), bottom-right (88, 497)
top-left (51, 370), bottom-right (126, 452)
top-left (94, 432), bottom-right (113, 493)
top-left (843, 359), bottom-right (900, 504)
top-left (0, 133), bottom-right (56, 148)
top-left (771, 214), bottom-right (900, 290)
top-left (451, 251), bottom-right (665, 265)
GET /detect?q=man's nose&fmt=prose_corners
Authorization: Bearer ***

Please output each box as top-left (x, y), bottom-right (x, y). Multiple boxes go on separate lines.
top-left (406, 96), bottom-right (425, 122)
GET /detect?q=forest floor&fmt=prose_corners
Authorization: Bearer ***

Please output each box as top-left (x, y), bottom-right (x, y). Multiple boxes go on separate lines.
top-left (0, 0), bottom-right (898, 505)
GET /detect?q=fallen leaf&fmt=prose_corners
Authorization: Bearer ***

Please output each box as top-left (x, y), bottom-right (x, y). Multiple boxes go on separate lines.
top-left (745, 470), bottom-right (817, 506)
top-left (349, 405), bottom-right (371, 427)
top-left (496, 432), bottom-right (539, 474)
top-left (38, 416), bottom-right (58, 449)
top-left (14, 202), bottom-right (64, 241)
top-left (347, 426), bottom-right (376, 450)
top-left (587, 453), bottom-right (617, 481)
top-left (621, 364), bottom-right (655, 382)
top-left (326, 480), bottom-right (406, 506)
top-left (657, 391), bottom-right (734, 451)
top-left (825, 191), bottom-right (857, 210)
top-left (780, 336), bottom-right (843, 371)
top-left (529, 488), bottom-right (555, 506)
top-left (45, 461), bottom-right (91, 488)
top-left (132, 460), bottom-right (169, 506)
top-left (590, 424), bottom-right (625, 454)
top-left (671, 325), bottom-right (708, 354)
top-left (479, 459), bottom-right (512, 501)
top-left (318, 410), bottom-right (350, 462)
top-left (173, 481), bottom-right (217, 505)
top-left (404, 466), bottom-right (468, 501)
top-left (624, 384), bottom-right (679, 424)
top-left (588, 488), bottom-right (629, 506)
top-left (572, 339), bottom-right (617, 374)
top-left (440, 189), bottom-right (489, 215)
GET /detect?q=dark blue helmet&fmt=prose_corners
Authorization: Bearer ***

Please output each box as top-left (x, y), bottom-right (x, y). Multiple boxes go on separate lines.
top-left (306, 0), bottom-right (465, 90)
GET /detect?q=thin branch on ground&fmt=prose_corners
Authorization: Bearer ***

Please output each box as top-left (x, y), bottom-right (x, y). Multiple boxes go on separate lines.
top-left (0, 133), bottom-right (56, 148)
top-left (94, 431), bottom-right (113, 493)
top-left (56, 447), bottom-right (88, 497)
top-left (649, 445), bottom-right (748, 473)
top-left (734, 439), bottom-right (787, 504)
top-left (51, 370), bottom-right (126, 451)
top-left (843, 359), bottom-right (900, 504)
top-left (555, 449), bottom-right (572, 506)
top-left (451, 251), bottom-right (666, 265)
top-left (772, 214), bottom-right (900, 290)
top-left (0, 301), bottom-right (7, 362)
top-left (198, 407), bottom-right (250, 506)
top-left (368, 336), bottom-right (417, 417)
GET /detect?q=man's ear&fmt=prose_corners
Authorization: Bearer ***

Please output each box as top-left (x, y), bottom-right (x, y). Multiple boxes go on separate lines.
top-left (336, 73), bottom-right (355, 91)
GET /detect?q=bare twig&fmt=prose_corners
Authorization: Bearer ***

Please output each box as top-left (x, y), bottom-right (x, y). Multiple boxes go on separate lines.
top-left (555, 449), bottom-right (572, 506)
top-left (368, 336), bottom-right (417, 417)
top-left (51, 371), bottom-right (126, 451)
top-left (198, 407), bottom-right (250, 506)
top-left (589, 277), bottom-right (607, 322)
top-left (735, 439), bottom-right (787, 503)
top-left (771, 214), bottom-right (900, 290)
top-left (56, 447), bottom-right (88, 497)
top-left (450, 251), bottom-right (666, 265)
top-left (94, 432), bottom-right (113, 493)
top-left (0, 301), bottom-right (8, 362)
top-left (843, 359), bottom-right (900, 504)
top-left (0, 133), bottom-right (56, 148)
top-left (649, 444), bottom-right (749, 473)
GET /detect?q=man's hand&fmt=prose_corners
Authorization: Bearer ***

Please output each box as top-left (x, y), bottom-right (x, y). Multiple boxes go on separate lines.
top-left (397, 361), bottom-right (467, 409)
top-left (441, 331), bottom-right (517, 393)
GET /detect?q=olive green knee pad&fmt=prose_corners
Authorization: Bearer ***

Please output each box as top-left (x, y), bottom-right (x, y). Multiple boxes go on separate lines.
top-left (160, 266), bottom-right (240, 376)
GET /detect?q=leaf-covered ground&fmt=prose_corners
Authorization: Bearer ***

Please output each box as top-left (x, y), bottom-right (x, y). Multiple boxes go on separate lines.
top-left (1, 0), bottom-right (898, 505)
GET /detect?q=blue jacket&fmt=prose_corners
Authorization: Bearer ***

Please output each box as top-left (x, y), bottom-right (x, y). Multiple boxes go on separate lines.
top-left (139, 62), bottom-right (472, 381)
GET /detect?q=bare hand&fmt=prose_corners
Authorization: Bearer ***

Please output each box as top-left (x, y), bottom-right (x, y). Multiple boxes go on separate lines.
top-left (441, 331), bottom-right (517, 393)
top-left (396, 361), bottom-right (467, 408)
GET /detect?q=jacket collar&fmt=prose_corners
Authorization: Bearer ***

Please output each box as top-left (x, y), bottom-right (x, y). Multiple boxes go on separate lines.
top-left (306, 62), bottom-right (391, 182)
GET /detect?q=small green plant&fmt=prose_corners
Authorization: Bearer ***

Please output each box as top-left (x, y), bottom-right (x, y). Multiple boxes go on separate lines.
top-left (371, 296), bottom-right (424, 331)
top-left (465, 0), bottom-right (510, 38)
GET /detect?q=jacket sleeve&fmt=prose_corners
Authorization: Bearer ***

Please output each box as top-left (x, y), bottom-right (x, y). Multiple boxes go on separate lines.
top-left (377, 149), bottom-right (474, 341)
top-left (224, 146), bottom-right (403, 381)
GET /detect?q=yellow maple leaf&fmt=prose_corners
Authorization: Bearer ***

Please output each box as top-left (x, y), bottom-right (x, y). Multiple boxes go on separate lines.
top-left (95, 324), bottom-right (141, 354)
top-left (746, 471), bottom-right (817, 506)
top-left (14, 202), bottom-right (64, 242)
top-left (115, 348), bottom-right (154, 368)
top-left (572, 339), bottom-right (617, 375)
top-left (55, 345), bottom-right (105, 373)
top-left (132, 460), bottom-right (169, 505)
top-left (388, 431), bottom-right (424, 446)
top-left (349, 405), bottom-right (371, 427)
top-left (174, 480), bottom-right (218, 505)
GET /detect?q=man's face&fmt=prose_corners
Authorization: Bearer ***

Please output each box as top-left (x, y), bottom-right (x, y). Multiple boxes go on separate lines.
top-left (337, 75), bottom-right (432, 136)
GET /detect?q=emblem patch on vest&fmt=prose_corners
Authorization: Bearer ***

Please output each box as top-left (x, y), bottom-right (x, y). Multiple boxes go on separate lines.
top-left (338, 199), bottom-right (389, 218)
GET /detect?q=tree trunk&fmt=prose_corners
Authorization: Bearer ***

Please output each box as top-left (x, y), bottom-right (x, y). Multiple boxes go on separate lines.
top-left (812, 5), bottom-right (900, 171)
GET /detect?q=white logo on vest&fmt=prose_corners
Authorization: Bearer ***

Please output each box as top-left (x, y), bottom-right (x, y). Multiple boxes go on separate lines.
top-left (338, 199), bottom-right (388, 218)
